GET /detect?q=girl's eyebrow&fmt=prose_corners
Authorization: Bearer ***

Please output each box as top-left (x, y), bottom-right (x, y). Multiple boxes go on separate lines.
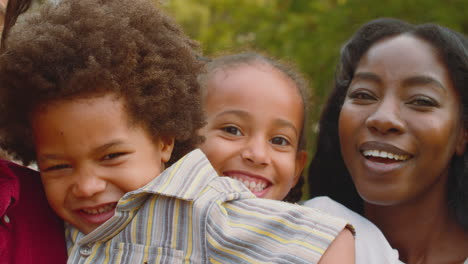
top-left (215, 109), bottom-right (250, 119)
top-left (215, 110), bottom-right (298, 135)
top-left (273, 119), bottom-right (298, 135)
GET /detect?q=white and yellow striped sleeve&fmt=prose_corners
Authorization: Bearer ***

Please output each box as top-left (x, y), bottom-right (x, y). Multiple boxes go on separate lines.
top-left (206, 198), bottom-right (351, 264)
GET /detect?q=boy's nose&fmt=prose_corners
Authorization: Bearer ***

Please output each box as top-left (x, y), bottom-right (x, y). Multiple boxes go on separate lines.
top-left (241, 137), bottom-right (271, 166)
top-left (72, 170), bottom-right (107, 198)
top-left (365, 98), bottom-right (405, 135)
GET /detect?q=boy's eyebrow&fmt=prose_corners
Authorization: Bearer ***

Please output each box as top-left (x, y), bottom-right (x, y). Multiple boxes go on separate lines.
top-left (91, 140), bottom-right (126, 155)
top-left (38, 153), bottom-right (66, 161)
top-left (38, 140), bottom-right (126, 161)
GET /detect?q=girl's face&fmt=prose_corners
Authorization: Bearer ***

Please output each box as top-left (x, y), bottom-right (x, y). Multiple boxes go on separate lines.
top-left (339, 35), bottom-right (466, 207)
top-left (199, 64), bottom-right (307, 200)
top-left (33, 95), bottom-right (174, 234)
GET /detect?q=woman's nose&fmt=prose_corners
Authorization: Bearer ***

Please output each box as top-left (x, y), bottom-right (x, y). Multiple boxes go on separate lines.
top-left (365, 97), bottom-right (405, 135)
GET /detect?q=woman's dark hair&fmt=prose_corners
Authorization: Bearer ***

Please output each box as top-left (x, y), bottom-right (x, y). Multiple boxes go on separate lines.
top-left (199, 52), bottom-right (310, 203)
top-left (308, 18), bottom-right (468, 228)
top-left (0, 0), bottom-right (205, 166)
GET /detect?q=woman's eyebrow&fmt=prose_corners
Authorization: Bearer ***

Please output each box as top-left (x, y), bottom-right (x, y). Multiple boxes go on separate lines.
top-left (352, 72), bottom-right (382, 84)
top-left (402, 75), bottom-right (446, 92)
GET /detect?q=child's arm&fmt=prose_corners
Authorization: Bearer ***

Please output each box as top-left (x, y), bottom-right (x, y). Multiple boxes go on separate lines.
top-left (206, 197), bottom-right (355, 263)
top-left (318, 228), bottom-right (355, 264)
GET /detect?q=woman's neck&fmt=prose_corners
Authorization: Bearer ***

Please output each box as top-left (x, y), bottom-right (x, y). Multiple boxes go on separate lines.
top-left (364, 186), bottom-right (468, 264)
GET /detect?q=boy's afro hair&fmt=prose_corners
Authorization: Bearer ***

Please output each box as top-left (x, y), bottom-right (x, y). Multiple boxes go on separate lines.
top-left (0, 0), bottom-right (205, 165)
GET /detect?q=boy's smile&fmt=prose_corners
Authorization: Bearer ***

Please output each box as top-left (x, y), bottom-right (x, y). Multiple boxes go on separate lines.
top-left (199, 64), bottom-right (307, 200)
top-left (32, 94), bottom-right (174, 234)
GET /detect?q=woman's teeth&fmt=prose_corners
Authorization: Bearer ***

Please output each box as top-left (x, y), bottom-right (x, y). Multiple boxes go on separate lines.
top-left (81, 203), bottom-right (116, 215)
top-left (363, 150), bottom-right (409, 161)
top-left (231, 176), bottom-right (267, 192)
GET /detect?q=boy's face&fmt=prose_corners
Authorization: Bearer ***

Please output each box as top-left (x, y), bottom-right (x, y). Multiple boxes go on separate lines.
top-left (199, 64), bottom-right (307, 201)
top-left (32, 94), bottom-right (174, 234)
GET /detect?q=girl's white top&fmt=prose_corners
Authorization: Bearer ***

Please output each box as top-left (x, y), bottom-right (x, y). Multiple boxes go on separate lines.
top-left (304, 196), bottom-right (404, 264)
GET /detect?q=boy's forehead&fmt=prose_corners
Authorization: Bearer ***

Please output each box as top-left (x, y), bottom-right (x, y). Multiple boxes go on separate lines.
top-left (33, 94), bottom-right (128, 127)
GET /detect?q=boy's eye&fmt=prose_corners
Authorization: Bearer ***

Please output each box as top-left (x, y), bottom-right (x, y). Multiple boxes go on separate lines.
top-left (102, 152), bottom-right (127, 161)
top-left (270, 137), bottom-right (290, 146)
top-left (42, 163), bottom-right (71, 172)
top-left (222, 126), bottom-right (243, 136)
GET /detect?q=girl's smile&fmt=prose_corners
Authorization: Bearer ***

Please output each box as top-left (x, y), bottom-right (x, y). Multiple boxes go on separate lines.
top-left (223, 170), bottom-right (271, 197)
top-left (199, 63), bottom-right (307, 201)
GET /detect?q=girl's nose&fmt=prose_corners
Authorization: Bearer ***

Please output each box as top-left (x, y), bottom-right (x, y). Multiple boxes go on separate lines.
top-left (365, 98), bottom-right (405, 135)
top-left (240, 137), bottom-right (271, 166)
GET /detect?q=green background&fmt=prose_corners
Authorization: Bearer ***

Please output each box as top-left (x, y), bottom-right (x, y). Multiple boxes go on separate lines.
top-left (161, 0), bottom-right (468, 198)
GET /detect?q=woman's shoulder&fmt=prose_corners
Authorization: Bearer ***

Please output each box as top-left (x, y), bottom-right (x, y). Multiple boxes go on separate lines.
top-left (303, 196), bottom-right (369, 225)
top-left (303, 196), bottom-right (404, 264)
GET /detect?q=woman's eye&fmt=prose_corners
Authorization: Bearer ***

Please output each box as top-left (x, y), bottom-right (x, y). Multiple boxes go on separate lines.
top-left (408, 97), bottom-right (438, 107)
top-left (270, 137), bottom-right (290, 146)
top-left (348, 90), bottom-right (376, 100)
top-left (43, 164), bottom-right (71, 172)
top-left (102, 152), bottom-right (127, 160)
top-left (222, 126), bottom-right (242, 136)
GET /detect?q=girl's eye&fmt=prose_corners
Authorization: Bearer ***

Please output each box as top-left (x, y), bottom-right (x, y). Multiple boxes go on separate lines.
top-left (270, 137), bottom-right (290, 146)
top-left (42, 164), bottom-right (71, 172)
top-left (102, 152), bottom-right (127, 161)
top-left (222, 126), bottom-right (242, 136)
top-left (408, 96), bottom-right (439, 107)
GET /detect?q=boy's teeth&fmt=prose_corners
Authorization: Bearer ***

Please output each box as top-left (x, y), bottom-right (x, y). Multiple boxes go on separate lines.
top-left (82, 203), bottom-right (116, 215)
top-left (232, 176), bottom-right (268, 192)
top-left (363, 150), bottom-right (409, 161)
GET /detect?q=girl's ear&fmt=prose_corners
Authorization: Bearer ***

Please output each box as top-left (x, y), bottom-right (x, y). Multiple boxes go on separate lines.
top-left (159, 137), bottom-right (175, 163)
top-left (293, 150), bottom-right (308, 185)
top-left (455, 128), bottom-right (467, 156)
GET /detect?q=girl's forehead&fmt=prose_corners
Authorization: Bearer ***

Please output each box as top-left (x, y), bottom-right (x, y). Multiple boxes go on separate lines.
top-left (209, 63), bottom-right (299, 97)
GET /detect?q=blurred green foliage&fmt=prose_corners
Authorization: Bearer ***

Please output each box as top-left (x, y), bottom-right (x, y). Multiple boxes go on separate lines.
top-left (161, 0), bottom-right (468, 197)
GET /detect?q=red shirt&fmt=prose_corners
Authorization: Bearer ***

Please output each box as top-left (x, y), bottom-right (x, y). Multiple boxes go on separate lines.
top-left (0, 159), bottom-right (67, 264)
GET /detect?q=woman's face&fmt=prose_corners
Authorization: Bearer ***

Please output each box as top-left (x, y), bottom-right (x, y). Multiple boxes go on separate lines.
top-left (339, 34), bottom-right (466, 207)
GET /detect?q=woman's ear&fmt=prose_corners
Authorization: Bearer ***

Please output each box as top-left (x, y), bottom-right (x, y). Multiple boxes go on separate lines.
top-left (293, 150), bottom-right (308, 185)
top-left (159, 137), bottom-right (175, 163)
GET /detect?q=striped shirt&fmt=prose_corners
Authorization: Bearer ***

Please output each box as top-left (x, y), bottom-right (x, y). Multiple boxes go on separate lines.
top-left (66, 149), bottom-right (350, 264)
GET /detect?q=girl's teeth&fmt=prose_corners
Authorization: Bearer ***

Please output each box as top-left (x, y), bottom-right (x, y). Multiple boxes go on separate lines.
top-left (363, 150), bottom-right (409, 161)
top-left (232, 177), bottom-right (267, 192)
